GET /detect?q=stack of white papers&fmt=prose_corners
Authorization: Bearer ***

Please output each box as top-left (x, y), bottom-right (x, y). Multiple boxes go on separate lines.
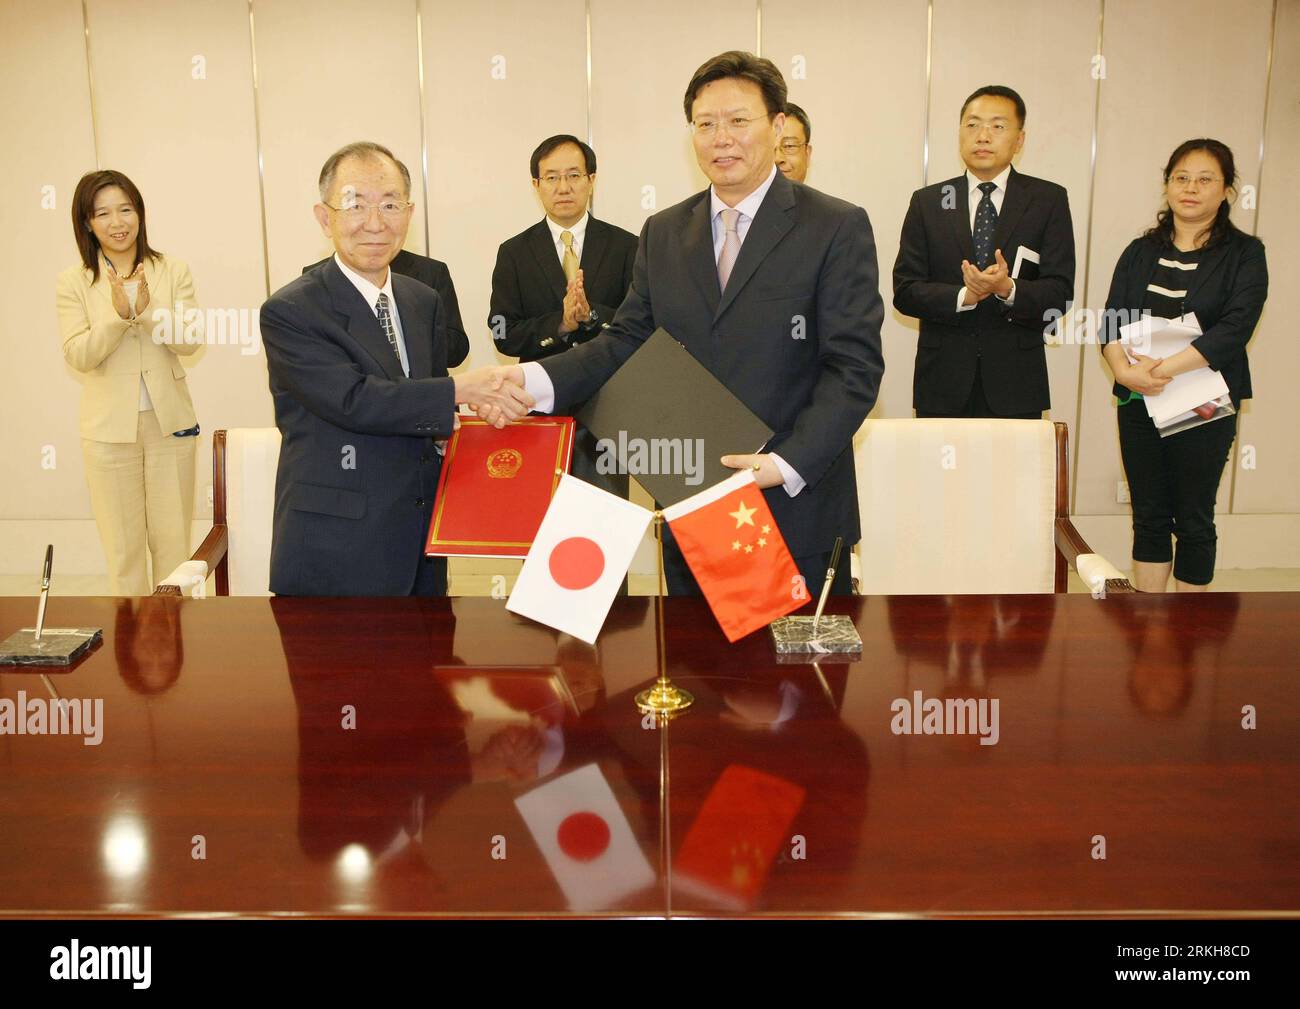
top-left (1117, 313), bottom-right (1232, 430)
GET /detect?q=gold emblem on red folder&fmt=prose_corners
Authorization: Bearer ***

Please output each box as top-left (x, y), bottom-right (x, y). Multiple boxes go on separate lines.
top-left (487, 449), bottom-right (523, 479)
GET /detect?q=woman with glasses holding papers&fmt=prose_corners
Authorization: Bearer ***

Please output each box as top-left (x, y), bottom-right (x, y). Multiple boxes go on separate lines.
top-left (1099, 139), bottom-right (1268, 592)
top-left (56, 171), bottom-right (202, 596)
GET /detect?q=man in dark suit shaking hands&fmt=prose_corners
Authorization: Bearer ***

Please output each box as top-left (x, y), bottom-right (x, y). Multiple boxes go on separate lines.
top-left (495, 52), bottom-right (884, 596)
top-left (260, 142), bottom-right (532, 596)
top-left (894, 86), bottom-right (1075, 418)
top-left (303, 248), bottom-right (470, 369)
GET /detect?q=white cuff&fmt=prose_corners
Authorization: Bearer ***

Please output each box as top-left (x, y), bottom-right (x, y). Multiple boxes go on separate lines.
top-left (769, 452), bottom-right (805, 497)
top-left (995, 279), bottom-right (1016, 305)
top-left (956, 287), bottom-right (977, 312)
top-left (520, 361), bottom-right (556, 414)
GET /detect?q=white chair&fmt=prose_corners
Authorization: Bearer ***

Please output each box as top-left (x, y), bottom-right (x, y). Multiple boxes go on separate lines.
top-left (155, 428), bottom-right (281, 596)
top-left (852, 419), bottom-right (1130, 595)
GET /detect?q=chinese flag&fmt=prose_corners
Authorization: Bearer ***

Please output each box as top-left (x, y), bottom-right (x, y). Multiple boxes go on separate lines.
top-left (663, 470), bottom-right (804, 642)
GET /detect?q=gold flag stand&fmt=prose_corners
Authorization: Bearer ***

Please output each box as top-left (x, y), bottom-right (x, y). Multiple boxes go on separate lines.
top-left (635, 512), bottom-right (693, 716)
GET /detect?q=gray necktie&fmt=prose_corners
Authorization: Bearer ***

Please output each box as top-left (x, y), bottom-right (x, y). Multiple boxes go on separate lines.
top-left (375, 292), bottom-right (403, 369)
top-left (717, 208), bottom-right (741, 292)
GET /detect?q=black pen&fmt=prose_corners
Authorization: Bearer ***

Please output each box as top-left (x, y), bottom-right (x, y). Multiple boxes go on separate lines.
top-left (812, 536), bottom-right (843, 635)
top-left (34, 545), bottom-right (52, 643)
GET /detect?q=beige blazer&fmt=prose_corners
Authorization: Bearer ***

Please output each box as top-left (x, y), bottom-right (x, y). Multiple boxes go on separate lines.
top-left (57, 253), bottom-right (200, 443)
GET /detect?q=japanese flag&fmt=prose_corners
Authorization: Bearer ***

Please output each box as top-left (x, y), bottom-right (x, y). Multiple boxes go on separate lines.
top-left (506, 475), bottom-right (652, 644)
top-left (514, 762), bottom-right (656, 911)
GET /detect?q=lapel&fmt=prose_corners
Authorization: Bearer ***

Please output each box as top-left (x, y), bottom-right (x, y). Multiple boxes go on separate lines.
top-left (992, 166), bottom-right (1031, 257)
top-left (715, 172), bottom-right (797, 320)
top-left (683, 192), bottom-right (720, 318)
top-left (1128, 239), bottom-right (1161, 308)
top-left (525, 219), bottom-right (568, 303)
top-left (393, 273), bottom-right (434, 379)
top-left (323, 258), bottom-right (406, 381)
top-left (946, 174), bottom-right (977, 263)
top-left (579, 216), bottom-right (609, 283)
top-left (1181, 240), bottom-right (1232, 308)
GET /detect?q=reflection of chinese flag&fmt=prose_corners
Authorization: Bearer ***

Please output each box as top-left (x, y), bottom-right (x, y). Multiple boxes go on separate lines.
top-left (663, 470), bottom-right (804, 642)
top-left (676, 764), bottom-right (805, 910)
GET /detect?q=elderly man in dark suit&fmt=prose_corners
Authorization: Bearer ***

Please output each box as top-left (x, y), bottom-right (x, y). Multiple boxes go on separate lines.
top-left (893, 85), bottom-right (1075, 418)
top-left (304, 248), bottom-right (470, 368)
top-left (260, 141), bottom-right (531, 596)
top-left (493, 52), bottom-right (884, 596)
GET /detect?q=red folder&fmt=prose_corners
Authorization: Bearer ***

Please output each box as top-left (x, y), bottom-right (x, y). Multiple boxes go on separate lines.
top-left (425, 416), bottom-right (575, 558)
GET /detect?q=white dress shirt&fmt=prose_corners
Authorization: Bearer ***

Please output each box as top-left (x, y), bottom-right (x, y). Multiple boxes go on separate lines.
top-left (957, 166), bottom-right (1016, 312)
top-left (708, 166), bottom-right (777, 258)
top-left (521, 165), bottom-right (805, 498)
top-left (334, 253), bottom-right (410, 377)
top-left (545, 211), bottom-right (590, 266)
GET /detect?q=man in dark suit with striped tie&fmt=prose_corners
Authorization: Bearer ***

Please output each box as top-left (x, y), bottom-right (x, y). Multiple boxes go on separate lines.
top-left (894, 85), bottom-right (1075, 418)
top-left (260, 142), bottom-right (532, 596)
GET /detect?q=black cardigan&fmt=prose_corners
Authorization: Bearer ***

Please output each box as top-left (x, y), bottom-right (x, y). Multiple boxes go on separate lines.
top-left (1100, 229), bottom-right (1268, 404)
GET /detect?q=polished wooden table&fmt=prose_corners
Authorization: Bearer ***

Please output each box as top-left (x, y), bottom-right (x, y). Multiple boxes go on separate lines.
top-left (0, 593), bottom-right (1296, 918)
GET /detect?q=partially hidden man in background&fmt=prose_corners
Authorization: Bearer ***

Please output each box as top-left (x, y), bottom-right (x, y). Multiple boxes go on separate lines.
top-left (488, 133), bottom-right (638, 500)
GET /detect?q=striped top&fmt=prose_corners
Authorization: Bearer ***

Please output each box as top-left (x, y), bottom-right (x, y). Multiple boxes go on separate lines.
top-left (1142, 246), bottom-right (1202, 319)
top-left (1117, 246), bottom-right (1204, 406)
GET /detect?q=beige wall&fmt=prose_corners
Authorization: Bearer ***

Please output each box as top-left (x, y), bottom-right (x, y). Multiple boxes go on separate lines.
top-left (4, 0), bottom-right (1296, 578)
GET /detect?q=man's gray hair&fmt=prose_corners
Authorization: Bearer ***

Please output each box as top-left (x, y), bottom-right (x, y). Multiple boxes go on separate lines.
top-left (318, 141), bottom-right (412, 202)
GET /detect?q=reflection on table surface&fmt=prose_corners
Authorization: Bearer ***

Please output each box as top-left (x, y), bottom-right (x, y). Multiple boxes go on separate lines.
top-left (0, 593), bottom-right (1296, 918)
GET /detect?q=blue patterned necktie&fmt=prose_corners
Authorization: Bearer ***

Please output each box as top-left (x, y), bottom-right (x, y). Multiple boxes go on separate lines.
top-left (375, 292), bottom-right (403, 370)
top-left (972, 181), bottom-right (998, 270)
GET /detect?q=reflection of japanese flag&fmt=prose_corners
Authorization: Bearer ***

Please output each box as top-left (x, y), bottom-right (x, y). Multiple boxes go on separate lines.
top-left (507, 475), bottom-right (652, 644)
top-left (514, 763), bottom-right (656, 911)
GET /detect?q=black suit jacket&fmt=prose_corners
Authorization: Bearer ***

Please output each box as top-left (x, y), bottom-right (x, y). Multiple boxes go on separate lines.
top-left (1100, 230), bottom-right (1267, 405)
top-left (536, 172), bottom-right (885, 558)
top-left (261, 258), bottom-right (456, 596)
top-left (489, 215), bottom-right (638, 360)
top-left (894, 167), bottom-right (1075, 414)
top-left (304, 249), bottom-right (469, 367)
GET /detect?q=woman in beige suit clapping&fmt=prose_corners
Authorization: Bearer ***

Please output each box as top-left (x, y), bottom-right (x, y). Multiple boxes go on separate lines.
top-left (57, 170), bottom-right (201, 595)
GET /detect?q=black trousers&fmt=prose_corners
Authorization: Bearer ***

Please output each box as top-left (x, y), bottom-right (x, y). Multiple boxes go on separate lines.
top-left (411, 553), bottom-right (448, 596)
top-left (658, 521), bottom-right (853, 598)
top-left (1117, 402), bottom-right (1237, 585)
top-left (916, 358), bottom-right (1042, 419)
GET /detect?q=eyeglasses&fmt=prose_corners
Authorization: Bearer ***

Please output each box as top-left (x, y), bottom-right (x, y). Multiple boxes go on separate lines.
top-left (692, 115), bottom-right (767, 136)
top-left (324, 200), bottom-right (413, 221)
top-left (536, 172), bottom-right (590, 188)
top-left (1170, 174), bottom-right (1221, 189)
top-left (777, 140), bottom-right (806, 154)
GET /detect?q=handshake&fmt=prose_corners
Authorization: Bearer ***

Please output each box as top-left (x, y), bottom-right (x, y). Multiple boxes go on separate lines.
top-left (452, 365), bottom-right (533, 429)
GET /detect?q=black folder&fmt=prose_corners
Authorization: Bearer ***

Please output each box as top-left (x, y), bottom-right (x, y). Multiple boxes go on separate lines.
top-left (575, 328), bottom-right (774, 506)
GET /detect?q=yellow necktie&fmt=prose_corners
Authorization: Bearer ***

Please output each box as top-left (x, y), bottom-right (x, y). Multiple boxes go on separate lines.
top-left (561, 230), bottom-right (579, 283)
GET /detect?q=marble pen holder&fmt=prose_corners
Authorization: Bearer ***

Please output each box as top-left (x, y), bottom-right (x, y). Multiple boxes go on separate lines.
top-left (768, 614), bottom-right (862, 663)
top-left (0, 627), bottom-right (103, 666)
